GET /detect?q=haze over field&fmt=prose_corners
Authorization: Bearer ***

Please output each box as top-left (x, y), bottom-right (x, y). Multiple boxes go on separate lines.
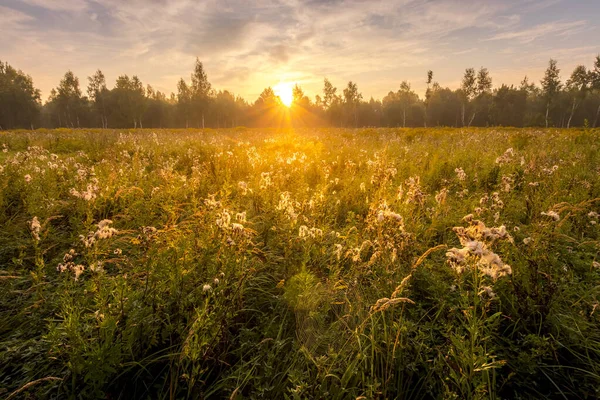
top-left (1, 0), bottom-right (600, 100)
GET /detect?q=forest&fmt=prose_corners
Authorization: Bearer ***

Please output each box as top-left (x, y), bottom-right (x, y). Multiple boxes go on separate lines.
top-left (1, 56), bottom-right (600, 130)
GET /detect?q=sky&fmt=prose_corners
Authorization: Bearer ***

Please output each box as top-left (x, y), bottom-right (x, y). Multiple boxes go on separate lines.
top-left (1, 0), bottom-right (599, 102)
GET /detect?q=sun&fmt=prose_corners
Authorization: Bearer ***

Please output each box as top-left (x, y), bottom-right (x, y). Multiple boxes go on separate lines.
top-left (274, 82), bottom-right (293, 107)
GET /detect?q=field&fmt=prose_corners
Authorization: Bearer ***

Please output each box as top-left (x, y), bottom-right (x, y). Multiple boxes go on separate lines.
top-left (1, 127), bottom-right (599, 399)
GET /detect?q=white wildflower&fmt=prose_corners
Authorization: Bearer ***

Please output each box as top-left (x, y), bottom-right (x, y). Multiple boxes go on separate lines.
top-left (541, 210), bottom-right (560, 221)
top-left (30, 216), bottom-right (41, 241)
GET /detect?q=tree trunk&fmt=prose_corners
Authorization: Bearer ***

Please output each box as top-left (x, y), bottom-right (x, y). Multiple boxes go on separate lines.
top-left (594, 104), bottom-right (600, 128)
top-left (567, 99), bottom-right (577, 129)
top-left (202, 113), bottom-right (205, 129)
top-left (403, 108), bottom-right (406, 128)
top-left (545, 103), bottom-right (550, 128)
top-left (461, 103), bottom-right (465, 126)
top-left (468, 112), bottom-right (476, 127)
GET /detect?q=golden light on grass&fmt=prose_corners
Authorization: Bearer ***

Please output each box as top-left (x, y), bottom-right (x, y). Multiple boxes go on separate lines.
top-left (274, 82), bottom-right (293, 107)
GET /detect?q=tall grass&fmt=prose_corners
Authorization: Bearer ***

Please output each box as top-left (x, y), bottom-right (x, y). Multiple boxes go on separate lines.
top-left (0, 127), bottom-right (599, 399)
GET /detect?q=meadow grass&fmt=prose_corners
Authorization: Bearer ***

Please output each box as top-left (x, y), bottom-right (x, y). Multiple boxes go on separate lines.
top-left (0, 127), bottom-right (599, 399)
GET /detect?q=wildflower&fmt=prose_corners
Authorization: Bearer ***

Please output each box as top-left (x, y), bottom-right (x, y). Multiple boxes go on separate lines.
top-left (213, 278), bottom-right (220, 285)
top-left (495, 148), bottom-right (514, 165)
top-left (72, 264), bottom-right (85, 281)
top-left (455, 167), bottom-right (466, 181)
top-left (588, 211), bottom-right (599, 219)
top-left (541, 210), bottom-right (560, 221)
top-left (334, 244), bottom-right (343, 261)
top-left (203, 284), bottom-right (212, 292)
top-left (216, 210), bottom-right (231, 228)
top-left (435, 188), bottom-right (448, 205)
top-left (404, 176), bottom-right (425, 205)
top-left (259, 172), bottom-right (272, 189)
top-left (480, 286), bottom-right (496, 299)
top-left (501, 175), bottom-right (514, 192)
top-left (593, 261), bottom-right (600, 269)
top-left (377, 210), bottom-right (403, 224)
top-left (446, 217), bottom-right (513, 280)
top-left (24, 174), bottom-right (32, 183)
top-left (231, 223), bottom-right (244, 234)
top-left (89, 262), bottom-right (104, 273)
top-left (114, 248), bottom-right (122, 255)
top-left (238, 181), bottom-right (250, 195)
top-left (203, 194), bottom-right (221, 209)
top-left (95, 219), bottom-right (117, 239)
top-left (360, 182), bottom-right (366, 192)
top-left (236, 211), bottom-right (247, 222)
top-left (523, 237), bottom-right (533, 245)
top-left (30, 216), bottom-right (41, 241)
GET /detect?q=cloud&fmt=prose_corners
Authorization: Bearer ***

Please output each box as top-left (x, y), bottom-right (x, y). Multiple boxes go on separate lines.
top-left (0, 0), bottom-right (599, 101)
top-left (484, 20), bottom-right (587, 43)
top-left (16, 0), bottom-right (88, 11)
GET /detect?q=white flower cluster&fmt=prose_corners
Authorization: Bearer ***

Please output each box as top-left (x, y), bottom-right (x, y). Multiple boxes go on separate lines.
top-left (30, 216), bottom-right (41, 241)
top-left (238, 181), bottom-right (252, 195)
top-left (204, 193), bottom-right (222, 209)
top-left (276, 192), bottom-right (299, 223)
top-left (400, 176), bottom-right (426, 206)
top-left (541, 210), bottom-right (560, 221)
top-left (259, 172), bottom-right (272, 189)
top-left (70, 181), bottom-right (99, 201)
top-left (588, 211), bottom-right (598, 225)
top-left (57, 249), bottom-right (86, 281)
top-left (435, 188), bottom-right (448, 205)
top-left (299, 225), bottom-right (323, 240)
top-left (446, 215), bottom-right (513, 280)
top-left (455, 167), bottom-right (467, 181)
top-left (80, 219), bottom-right (118, 248)
top-left (495, 148), bottom-right (515, 165)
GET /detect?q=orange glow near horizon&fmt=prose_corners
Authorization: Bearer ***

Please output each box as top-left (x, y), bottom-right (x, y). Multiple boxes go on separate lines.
top-left (273, 82), bottom-right (294, 107)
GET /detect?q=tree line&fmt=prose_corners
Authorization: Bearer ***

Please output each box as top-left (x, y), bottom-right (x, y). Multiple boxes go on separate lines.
top-left (1, 56), bottom-right (600, 130)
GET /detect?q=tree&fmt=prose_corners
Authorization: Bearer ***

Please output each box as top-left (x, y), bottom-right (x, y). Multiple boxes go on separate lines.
top-left (424, 70), bottom-right (433, 127)
top-left (491, 84), bottom-right (527, 127)
top-left (0, 60), bottom-right (41, 129)
top-left (590, 55), bottom-right (600, 127)
top-left (460, 68), bottom-right (476, 126)
top-left (52, 71), bottom-right (87, 128)
top-left (343, 81), bottom-right (362, 127)
top-left (322, 78), bottom-right (342, 126)
top-left (323, 78), bottom-right (337, 109)
top-left (382, 81), bottom-right (421, 127)
top-left (87, 70), bottom-right (109, 128)
top-left (190, 59), bottom-right (212, 128)
top-left (111, 75), bottom-right (146, 128)
top-left (540, 59), bottom-right (562, 128)
top-left (177, 78), bottom-right (192, 128)
top-left (472, 67), bottom-right (493, 126)
top-left (564, 65), bottom-right (589, 128)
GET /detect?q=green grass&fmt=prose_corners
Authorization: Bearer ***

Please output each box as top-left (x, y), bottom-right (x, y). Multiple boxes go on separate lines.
top-left (0, 127), bottom-right (599, 399)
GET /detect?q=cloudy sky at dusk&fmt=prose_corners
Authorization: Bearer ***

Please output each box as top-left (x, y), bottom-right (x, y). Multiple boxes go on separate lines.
top-left (1, 0), bottom-right (599, 102)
